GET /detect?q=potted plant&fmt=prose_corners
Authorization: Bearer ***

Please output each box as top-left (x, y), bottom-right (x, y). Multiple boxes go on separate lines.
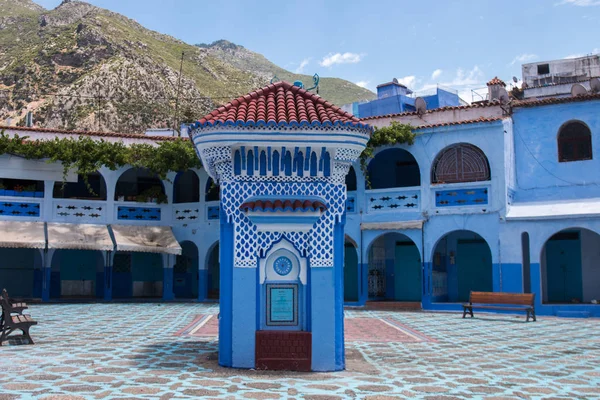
top-left (13, 184), bottom-right (24, 197)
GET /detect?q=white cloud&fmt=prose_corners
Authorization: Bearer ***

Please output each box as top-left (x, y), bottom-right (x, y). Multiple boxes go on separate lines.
top-left (564, 53), bottom-right (584, 59)
top-left (431, 69), bottom-right (443, 80)
top-left (509, 53), bottom-right (538, 66)
top-left (396, 75), bottom-right (418, 89)
top-left (319, 52), bottom-right (364, 67)
top-left (355, 80), bottom-right (370, 89)
top-left (450, 66), bottom-right (485, 87)
top-left (294, 58), bottom-right (311, 74)
top-left (557, 0), bottom-right (600, 5)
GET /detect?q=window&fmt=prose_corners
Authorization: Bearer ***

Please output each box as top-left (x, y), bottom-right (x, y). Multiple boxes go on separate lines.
top-left (431, 143), bottom-right (490, 184)
top-left (537, 64), bottom-right (550, 75)
top-left (558, 121), bottom-right (592, 162)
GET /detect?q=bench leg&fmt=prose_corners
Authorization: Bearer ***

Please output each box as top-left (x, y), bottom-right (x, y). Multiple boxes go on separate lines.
top-left (526, 310), bottom-right (530, 322)
top-left (462, 307), bottom-right (467, 318)
top-left (531, 309), bottom-right (536, 322)
top-left (21, 327), bottom-right (34, 345)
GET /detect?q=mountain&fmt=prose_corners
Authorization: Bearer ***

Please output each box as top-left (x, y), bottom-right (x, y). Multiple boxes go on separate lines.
top-left (0, 0), bottom-right (375, 133)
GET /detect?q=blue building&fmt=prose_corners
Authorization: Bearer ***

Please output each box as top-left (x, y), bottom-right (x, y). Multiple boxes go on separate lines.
top-left (342, 79), bottom-right (462, 118)
top-left (0, 76), bottom-right (599, 321)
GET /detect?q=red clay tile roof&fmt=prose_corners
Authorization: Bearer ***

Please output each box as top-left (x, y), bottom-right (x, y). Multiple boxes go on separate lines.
top-left (240, 199), bottom-right (327, 213)
top-left (194, 81), bottom-right (370, 131)
top-left (414, 116), bottom-right (505, 130)
top-left (513, 93), bottom-right (600, 108)
top-left (487, 77), bottom-right (506, 87)
top-left (0, 125), bottom-right (181, 141)
top-left (360, 101), bottom-right (502, 121)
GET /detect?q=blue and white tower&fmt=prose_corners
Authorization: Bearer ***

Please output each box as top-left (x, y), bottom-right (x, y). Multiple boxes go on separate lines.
top-left (190, 81), bottom-right (371, 371)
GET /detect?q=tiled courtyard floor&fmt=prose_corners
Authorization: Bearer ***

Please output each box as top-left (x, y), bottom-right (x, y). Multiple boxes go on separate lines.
top-left (1, 304), bottom-right (599, 400)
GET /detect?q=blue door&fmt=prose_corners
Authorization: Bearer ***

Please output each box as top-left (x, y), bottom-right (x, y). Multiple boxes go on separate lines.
top-left (344, 244), bottom-right (359, 302)
top-left (393, 243), bottom-right (422, 301)
top-left (545, 234), bottom-right (583, 303)
top-left (456, 240), bottom-right (493, 302)
top-left (0, 248), bottom-right (37, 297)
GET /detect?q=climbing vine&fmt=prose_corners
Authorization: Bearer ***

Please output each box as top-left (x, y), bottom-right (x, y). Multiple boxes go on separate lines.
top-left (359, 121), bottom-right (416, 187)
top-left (0, 131), bottom-right (202, 190)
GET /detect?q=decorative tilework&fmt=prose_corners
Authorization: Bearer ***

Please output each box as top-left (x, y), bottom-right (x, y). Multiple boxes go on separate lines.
top-left (172, 204), bottom-right (200, 224)
top-left (367, 189), bottom-right (420, 213)
top-left (0, 201), bottom-right (41, 217)
top-left (117, 206), bottom-right (161, 221)
top-left (53, 200), bottom-right (106, 223)
top-left (435, 187), bottom-right (489, 207)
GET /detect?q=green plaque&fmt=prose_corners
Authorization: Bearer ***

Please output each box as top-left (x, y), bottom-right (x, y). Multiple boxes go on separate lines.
top-left (266, 284), bottom-right (298, 326)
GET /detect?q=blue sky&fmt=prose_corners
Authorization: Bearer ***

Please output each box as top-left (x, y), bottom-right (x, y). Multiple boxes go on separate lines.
top-left (34, 0), bottom-right (600, 102)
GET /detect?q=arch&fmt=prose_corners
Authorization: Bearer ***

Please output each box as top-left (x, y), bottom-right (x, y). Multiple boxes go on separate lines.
top-left (53, 172), bottom-right (107, 200)
top-left (205, 178), bottom-right (220, 202)
top-left (206, 241), bottom-right (220, 300)
top-left (50, 249), bottom-right (104, 298)
top-left (284, 151), bottom-right (292, 176)
top-left (368, 148), bottom-right (420, 189)
top-left (540, 227), bottom-right (599, 304)
top-left (115, 168), bottom-right (166, 203)
top-left (295, 151), bottom-right (304, 177)
top-left (367, 232), bottom-right (421, 302)
top-left (431, 143), bottom-right (490, 184)
top-left (344, 238), bottom-right (359, 302)
top-left (557, 120), bottom-right (592, 162)
top-left (323, 151), bottom-right (331, 177)
top-left (247, 150), bottom-right (255, 176)
top-left (345, 166), bottom-right (357, 191)
top-left (173, 241), bottom-right (199, 299)
top-left (259, 150), bottom-right (267, 176)
top-left (431, 230), bottom-right (492, 302)
top-left (310, 152), bottom-right (318, 177)
top-left (173, 170), bottom-right (199, 204)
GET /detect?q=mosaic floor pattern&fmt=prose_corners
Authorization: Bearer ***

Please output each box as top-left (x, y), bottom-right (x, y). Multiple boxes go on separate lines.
top-left (1, 304), bottom-right (599, 399)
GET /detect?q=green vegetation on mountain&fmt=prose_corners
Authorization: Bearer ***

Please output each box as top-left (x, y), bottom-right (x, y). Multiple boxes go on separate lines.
top-left (0, 0), bottom-right (375, 133)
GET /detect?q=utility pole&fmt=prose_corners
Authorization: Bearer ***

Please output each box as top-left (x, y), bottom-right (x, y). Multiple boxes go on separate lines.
top-left (173, 51), bottom-right (184, 136)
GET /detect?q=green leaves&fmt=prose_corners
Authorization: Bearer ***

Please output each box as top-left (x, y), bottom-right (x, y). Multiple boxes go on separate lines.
top-left (360, 122), bottom-right (416, 188)
top-left (0, 130), bottom-right (202, 192)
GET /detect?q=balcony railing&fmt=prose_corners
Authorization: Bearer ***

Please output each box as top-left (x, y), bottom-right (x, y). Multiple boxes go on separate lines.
top-left (0, 199), bottom-right (42, 219)
top-left (53, 199), bottom-right (107, 223)
top-left (366, 187), bottom-right (420, 213)
top-left (172, 203), bottom-right (200, 225)
top-left (434, 186), bottom-right (489, 208)
top-left (346, 192), bottom-right (357, 213)
top-left (114, 202), bottom-right (163, 222)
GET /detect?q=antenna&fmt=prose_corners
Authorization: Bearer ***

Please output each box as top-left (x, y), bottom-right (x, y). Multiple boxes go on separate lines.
top-left (498, 87), bottom-right (510, 104)
top-left (590, 77), bottom-right (600, 93)
top-left (414, 97), bottom-right (426, 115)
top-left (571, 83), bottom-right (588, 97)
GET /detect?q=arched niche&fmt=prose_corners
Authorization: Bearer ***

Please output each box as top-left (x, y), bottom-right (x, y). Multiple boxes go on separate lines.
top-left (173, 170), bottom-right (200, 204)
top-left (368, 148), bottom-right (420, 189)
top-left (115, 168), bottom-right (166, 203)
top-left (345, 166), bottom-right (357, 191)
top-left (53, 172), bottom-right (107, 200)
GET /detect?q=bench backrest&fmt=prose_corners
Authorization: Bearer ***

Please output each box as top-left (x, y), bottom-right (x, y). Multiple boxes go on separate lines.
top-left (470, 291), bottom-right (534, 306)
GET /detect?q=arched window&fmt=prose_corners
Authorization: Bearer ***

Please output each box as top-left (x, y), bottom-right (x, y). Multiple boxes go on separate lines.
top-left (558, 121), bottom-right (592, 162)
top-left (53, 172), bottom-right (106, 200)
top-left (431, 143), bottom-right (490, 184)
